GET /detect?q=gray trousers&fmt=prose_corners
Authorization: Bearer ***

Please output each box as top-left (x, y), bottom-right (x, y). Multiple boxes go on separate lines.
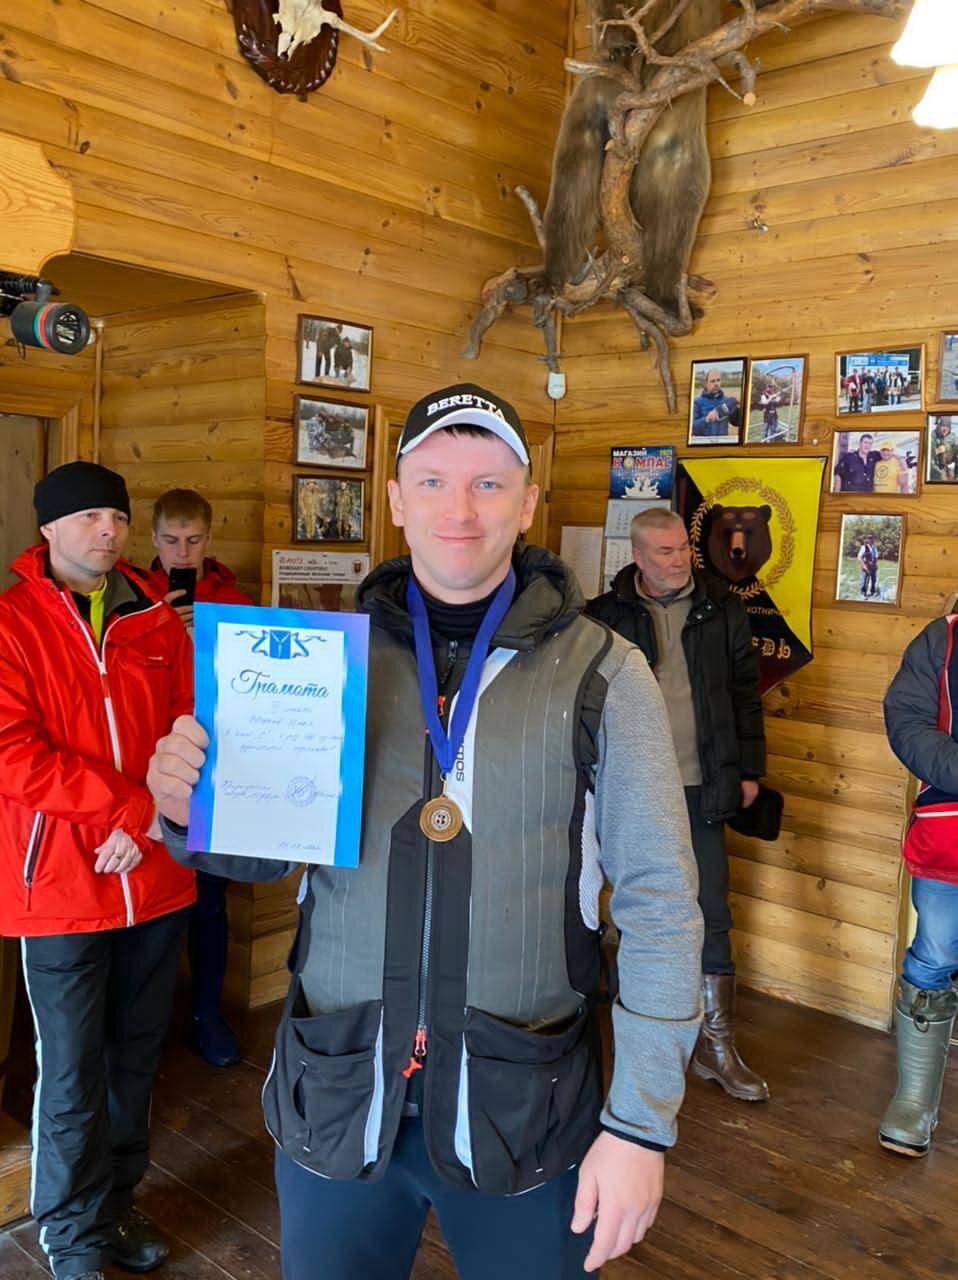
top-left (21, 908), bottom-right (188, 1279)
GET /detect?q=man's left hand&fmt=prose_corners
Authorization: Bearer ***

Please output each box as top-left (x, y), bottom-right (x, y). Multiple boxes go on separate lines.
top-left (740, 780), bottom-right (760, 808)
top-left (94, 829), bottom-right (143, 875)
top-left (571, 1131), bottom-right (664, 1272)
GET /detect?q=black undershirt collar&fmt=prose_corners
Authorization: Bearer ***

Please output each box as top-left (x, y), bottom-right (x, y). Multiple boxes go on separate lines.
top-left (415, 579), bottom-right (508, 642)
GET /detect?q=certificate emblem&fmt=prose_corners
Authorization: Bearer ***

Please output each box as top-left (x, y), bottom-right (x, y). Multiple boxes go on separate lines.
top-left (420, 795), bottom-right (463, 843)
top-left (286, 777), bottom-right (318, 808)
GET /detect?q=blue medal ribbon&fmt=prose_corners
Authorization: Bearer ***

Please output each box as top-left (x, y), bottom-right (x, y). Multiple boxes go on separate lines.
top-left (406, 568), bottom-right (516, 777)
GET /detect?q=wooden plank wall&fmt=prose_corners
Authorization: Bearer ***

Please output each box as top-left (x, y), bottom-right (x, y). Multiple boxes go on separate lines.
top-left (551, 8), bottom-right (954, 1028)
top-left (0, 0), bottom-right (567, 600)
top-left (0, 0), bottom-right (571, 1006)
top-left (98, 294), bottom-right (266, 598)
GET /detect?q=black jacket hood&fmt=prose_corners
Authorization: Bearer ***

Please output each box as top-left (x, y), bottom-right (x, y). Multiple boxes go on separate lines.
top-left (357, 544), bottom-right (584, 652)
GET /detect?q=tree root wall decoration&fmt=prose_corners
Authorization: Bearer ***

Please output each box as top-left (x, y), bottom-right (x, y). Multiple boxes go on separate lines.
top-left (463, 0), bottom-right (907, 413)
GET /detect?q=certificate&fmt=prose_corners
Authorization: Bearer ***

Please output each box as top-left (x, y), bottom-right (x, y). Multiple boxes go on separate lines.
top-left (188, 604), bottom-right (369, 866)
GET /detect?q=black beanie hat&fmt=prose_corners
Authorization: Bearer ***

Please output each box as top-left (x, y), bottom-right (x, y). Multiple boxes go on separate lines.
top-left (34, 461), bottom-right (131, 527)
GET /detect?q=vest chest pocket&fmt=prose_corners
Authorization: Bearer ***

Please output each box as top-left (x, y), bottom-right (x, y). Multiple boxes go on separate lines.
top-left (263, 981), bottom-right (384, 1180)
top-left (460, 1003), bottom-right (602, 1195)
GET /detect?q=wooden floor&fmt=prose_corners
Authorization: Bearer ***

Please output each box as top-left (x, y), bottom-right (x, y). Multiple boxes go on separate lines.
top-left (4, 987), bottom-right (958, 1278)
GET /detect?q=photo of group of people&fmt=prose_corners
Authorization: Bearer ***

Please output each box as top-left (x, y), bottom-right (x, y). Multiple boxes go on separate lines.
top-left (687, 355), bottom-right (807, 445)
top-left (295, 397), bottom-right (369, 470)
top-left (831, 430), bottom-right (920, 495)
top-left (297, 314), bottom-right (373, 392)
top-left (293, 476), bottom-right (365, 544)
top-left (835, 513), bottom-right (904, 607)
top-left (836, 347), bottom-right (923, 415)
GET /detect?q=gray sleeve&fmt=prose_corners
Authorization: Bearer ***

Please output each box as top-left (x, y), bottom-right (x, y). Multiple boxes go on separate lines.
top-left (159, 817), bottom-right (298, 883)
top-left (593, 646), bottom-right (703, 1149)
top-left (884, 618), bottom-right (958, 793)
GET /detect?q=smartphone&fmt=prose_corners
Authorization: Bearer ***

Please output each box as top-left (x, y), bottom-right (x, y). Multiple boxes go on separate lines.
top-left (167, 566), bottom-right (197, 606)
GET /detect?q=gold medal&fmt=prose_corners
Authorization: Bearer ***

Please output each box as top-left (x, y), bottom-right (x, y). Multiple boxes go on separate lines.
top-left (419, 794), bottom-right (463, 842)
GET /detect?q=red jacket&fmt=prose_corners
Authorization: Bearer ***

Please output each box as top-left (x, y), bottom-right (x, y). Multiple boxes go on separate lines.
top-left (146, 558), bottom-right (252, 606)
top-left (0, 546), bottom-right (197, 937)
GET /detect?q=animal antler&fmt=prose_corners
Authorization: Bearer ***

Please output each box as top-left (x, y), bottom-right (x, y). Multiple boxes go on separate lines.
top-left (274, 1), bottom-right (399, 59)
top-left (465, 0), bottom-right (907, 412)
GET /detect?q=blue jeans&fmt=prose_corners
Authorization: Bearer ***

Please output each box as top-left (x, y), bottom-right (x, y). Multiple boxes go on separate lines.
top-left (902, 876), bottom-right (958, 990)
top-left (275, 1117), bottom-right (594, 1279)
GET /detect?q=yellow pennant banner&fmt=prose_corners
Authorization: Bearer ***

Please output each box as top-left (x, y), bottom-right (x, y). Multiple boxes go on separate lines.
top-left (676, 456), bottom-right (827, 693)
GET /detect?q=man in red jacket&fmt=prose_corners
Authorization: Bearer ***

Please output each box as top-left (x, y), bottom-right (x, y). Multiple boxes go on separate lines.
top-left (0, 461), bottom-right (196, 1280)
top-left (147, 489), bottom-right (251, 1068)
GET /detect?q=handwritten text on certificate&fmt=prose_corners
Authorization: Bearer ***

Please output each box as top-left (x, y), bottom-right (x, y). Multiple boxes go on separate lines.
top-left (189, 605), bottom-right (368, 866)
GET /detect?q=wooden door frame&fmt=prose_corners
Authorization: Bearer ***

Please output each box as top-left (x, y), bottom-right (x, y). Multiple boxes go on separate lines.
top-left (0, 393), bottom-right (80, 468)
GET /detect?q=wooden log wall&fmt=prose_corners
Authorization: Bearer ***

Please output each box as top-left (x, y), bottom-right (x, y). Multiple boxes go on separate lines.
top-left (98, 294), bottom-right (266, 598)
top-left (0, 0), bottom-right (570, 1009)
top-left (552, 7), bottom-right (953, 1029)
top-left (0, 0), bottom-right (566, 601)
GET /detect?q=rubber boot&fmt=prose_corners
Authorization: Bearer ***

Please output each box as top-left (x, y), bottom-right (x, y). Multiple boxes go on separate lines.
top-left (690, 974), bottom-right (770, 1102)
top-left (879, 979), bottom-right (957, 1157)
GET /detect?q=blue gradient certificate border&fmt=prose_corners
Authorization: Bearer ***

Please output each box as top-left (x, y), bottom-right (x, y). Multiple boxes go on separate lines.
top-left (188, 603), bottom-right (368, 866)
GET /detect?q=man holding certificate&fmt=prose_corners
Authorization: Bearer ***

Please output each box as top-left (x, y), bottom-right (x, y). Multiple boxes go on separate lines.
top-left (148, 384), bottom-right (702, 1278)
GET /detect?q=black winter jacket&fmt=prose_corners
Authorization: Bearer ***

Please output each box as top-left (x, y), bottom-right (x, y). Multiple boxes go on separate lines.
top-left (586, 566), bottom-right (766, 822)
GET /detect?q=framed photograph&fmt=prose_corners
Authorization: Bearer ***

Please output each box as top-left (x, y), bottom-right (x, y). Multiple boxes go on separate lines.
top-left (831, 429), bottom-right (920, 496)
top-left (293, 475), bottom-right (365, 543)
top-left (836, 347), bottom-right (924, 416)
top-left (297, 314), bottom-right (373, 392)
top-left (295, 396), bottom-right (369, 470)
top-left (926, 413), bottom-right (958, 483)
top-left (688, 358), bottom-right (746, 445)
top-left (938, 331), bottom-right (958, 403)
top-left (744, 356), bottom-right (807, 444)
top-left (834, 513), bottom-right (904, 607)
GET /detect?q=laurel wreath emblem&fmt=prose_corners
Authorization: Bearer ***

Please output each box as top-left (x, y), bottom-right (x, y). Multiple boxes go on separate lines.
top-left (688, 477), bottom-right (795, 602)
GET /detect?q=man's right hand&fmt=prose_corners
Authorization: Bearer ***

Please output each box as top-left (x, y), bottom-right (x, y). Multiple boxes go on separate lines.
top-left (164, 589), bottom-right (194, 630)
top-left (147, 714), bottom-right (209, 827)
top-left (705, 409), bottom-right (719, 422)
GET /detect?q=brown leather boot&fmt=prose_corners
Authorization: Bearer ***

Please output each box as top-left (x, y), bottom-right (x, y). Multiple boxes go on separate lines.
top-left (691, 974), bottom-right (770, 1102)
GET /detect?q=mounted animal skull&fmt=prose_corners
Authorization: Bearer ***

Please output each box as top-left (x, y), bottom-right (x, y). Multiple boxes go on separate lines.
top-left (274, 0), bottom-right (398, 59)
top-left (230, 0), bottom-right (397, 96)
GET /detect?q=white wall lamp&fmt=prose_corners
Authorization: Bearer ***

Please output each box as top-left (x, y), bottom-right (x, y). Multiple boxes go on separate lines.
top-left (891, 0), bottom-right (958, 129)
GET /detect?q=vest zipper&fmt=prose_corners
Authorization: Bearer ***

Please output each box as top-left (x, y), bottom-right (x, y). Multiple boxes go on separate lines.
top-left (60, 592), bottom-right (161, 928)
top-left (404, 638), bottom-right (458, 1078)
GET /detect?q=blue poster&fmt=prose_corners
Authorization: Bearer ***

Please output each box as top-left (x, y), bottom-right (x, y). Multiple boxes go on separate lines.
top-left (609, 446), bottom-right (676, 501)
top-left (188, 603), bottom-right (369, 866)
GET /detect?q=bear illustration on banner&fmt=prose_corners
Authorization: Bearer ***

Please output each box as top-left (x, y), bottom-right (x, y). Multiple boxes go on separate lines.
top-left (708, 505), bottom-right (773, 585)
top-left (676, 459), bottom-right (826, 694)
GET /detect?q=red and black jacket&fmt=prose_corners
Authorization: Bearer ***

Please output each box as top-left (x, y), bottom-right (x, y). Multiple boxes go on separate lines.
top-left (146, 557), bottom-right (252, 606)
top-left (0, 545), bottom-right (197, 936)
top-left (885, 614), bottom-right (958, 883)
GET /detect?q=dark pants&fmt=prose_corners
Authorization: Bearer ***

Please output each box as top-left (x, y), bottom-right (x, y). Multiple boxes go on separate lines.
top-left (188, 870), bottom-right (229, 1020)
top-left (275, 1117), bottom-right (594, 1280)
top-left (685, 786), bottom-right (734, 976)
top-left (21, 908), bottom-right (188, 1279)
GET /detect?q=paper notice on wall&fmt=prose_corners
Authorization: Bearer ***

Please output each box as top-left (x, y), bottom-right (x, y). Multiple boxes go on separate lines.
top-left (271, 549), bottom-right (370, 611)
top-left (559, 526), bottom-right (603, 598)
top-left (602, 537), bottom-right (633, 592)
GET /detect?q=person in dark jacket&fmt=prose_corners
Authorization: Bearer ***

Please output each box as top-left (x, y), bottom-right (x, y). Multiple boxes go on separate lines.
top-left (880, 613), bottom-right (958, 1157)
top-left (147, 489), bottom-right (252, 1068)
top-left (587, 507), bottom-right (768, 1102)
top-left (0, 462), bottom-right (196, 1280)
top-left (147, 384), bottom-right (703, 1279)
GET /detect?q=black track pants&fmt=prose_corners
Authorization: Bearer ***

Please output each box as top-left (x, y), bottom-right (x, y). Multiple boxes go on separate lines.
top-left (685, 786), bottom-right (734, 975)
top-left (21, 907), bottom-right (188, 1279)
